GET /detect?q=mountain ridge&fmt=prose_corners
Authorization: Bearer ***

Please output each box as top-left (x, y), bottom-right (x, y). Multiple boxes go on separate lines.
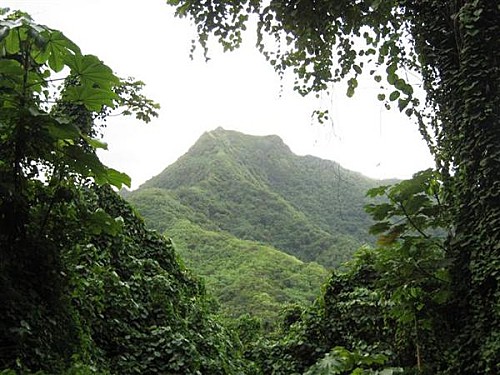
top-left (136, 127), bottom-right (393, 267)
top-left (125, 127), bottom-right (394, 322)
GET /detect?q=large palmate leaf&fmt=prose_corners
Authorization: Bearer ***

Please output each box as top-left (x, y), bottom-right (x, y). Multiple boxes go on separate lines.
top-left (65, 53), bottom-right (120, 89)
top-left (44, 30), bottom-right (80, 72)
top-left (64, 85), bottom-right (119, 111)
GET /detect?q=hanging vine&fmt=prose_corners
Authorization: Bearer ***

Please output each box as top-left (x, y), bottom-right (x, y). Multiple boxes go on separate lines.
top-left (167, 0), bottom-right (500, 372)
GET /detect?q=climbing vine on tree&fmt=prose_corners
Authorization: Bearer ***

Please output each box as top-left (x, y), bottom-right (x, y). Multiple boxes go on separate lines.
top-left (0, 7), bottom-right (153, 370)
top-left (0, 9), bottom-right (247, 374)
top-left (166, 0), bottom-right (500, 373)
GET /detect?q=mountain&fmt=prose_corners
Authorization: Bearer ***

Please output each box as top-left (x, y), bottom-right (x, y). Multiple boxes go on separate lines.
top-left (127, 187), bottom-right (330, 324)
top-left (125, 128), bottom-right (394, 322)
top-left (167, 219), bottom-right (328, 327)
top-left (133, 127), bottom-right (393, 266)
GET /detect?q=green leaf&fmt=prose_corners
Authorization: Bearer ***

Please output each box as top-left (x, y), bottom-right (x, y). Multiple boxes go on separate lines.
top-left (45, 30), bottom-right (79, 72)
top-left (82, 134), bottom-right (108, 150)
top-left (105, 168), bottom-right (131, 189)
top-left (46, 119), bottom-right (81, 141)
top-left (387, 72), bottom-right (397, 85)
top-left (369, 221), bottom-right (391, 235)
top-left (87, 208), bottom-right (123, 236)
top-left (4, 28), bottom-right (20, 54)
top-left (366, 203), bottom-right (393, 221)
top-left (66, 54), bottom-right (120, 89)
top-left (65, 86), bottom-right (119, 111)
top-left (389, 90), bottom-right (400, 101)
top-left (394, 78), bottom-right (406, 91)
top-left (380, 43), bottom-right (389, 56)
top-left (386, 63), bottom-right (397, 75)
top-left (404, 194), bottom-right (431, 215)
top-left (29, 26), bottom-right (48, 49)
top-left (397, 98), bottom-right (409, 111)
top-left (64, 145), bottom-right (107, 178)
top-left (366, 185), bottom-right (390, 197)
top-left (346, 78), bottom-right (358, 97)
top-left (0, 58), bottom-right (23, 75)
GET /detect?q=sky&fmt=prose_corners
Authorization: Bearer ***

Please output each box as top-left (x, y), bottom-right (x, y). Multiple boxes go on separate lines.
top-left (5, 0), bottom-right (434, 189)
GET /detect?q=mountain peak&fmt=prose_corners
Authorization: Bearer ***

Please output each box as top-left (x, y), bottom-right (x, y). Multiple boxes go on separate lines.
top-left (205, 127), bottom-right (289, 150)
top-left (137, 129), bottom-right (392, 268)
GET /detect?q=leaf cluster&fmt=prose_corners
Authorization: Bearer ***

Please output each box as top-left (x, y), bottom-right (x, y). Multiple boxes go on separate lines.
top-left (165, 0), bottom-right (500, 372)
top-left (0, 10), bottom-right (244, 374)
top-left (167, 0), bottom-right (422, 123)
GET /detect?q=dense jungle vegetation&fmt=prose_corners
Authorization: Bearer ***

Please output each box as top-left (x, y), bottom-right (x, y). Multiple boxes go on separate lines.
top-left (132, 128), bottom-right (389, 268)
top-left (1, 0), bottom-right (499, 374)
top-left (126, 127), bottom-right (392, 326)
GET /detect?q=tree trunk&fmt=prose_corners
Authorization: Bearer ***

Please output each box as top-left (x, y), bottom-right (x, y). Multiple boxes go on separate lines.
top-left (411, 1), bottom-right (500, 372)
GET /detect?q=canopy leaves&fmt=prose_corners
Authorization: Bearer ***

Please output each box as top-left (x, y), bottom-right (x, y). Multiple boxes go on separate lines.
top-left (166, 0), bottom-right (500, 372)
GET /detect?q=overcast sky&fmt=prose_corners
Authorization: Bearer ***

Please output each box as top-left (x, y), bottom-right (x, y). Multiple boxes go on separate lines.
top-left (5, 0), bottom-right (433, 189)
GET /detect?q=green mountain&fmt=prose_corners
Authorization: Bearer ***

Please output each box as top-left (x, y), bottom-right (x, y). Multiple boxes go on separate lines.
top-left (168, 219), bottom-right (328, 327)
top-left (125, 128), bottom-right (393, 322)
top-left (132, 128), bottom-right (392, 265)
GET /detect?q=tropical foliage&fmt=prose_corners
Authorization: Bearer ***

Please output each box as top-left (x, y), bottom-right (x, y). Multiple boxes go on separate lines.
top-left (166, 0), bottom-right (500, 373)
top-left (242, 171), bottom-right (450, 374)
top-left (0, 9), bottom-right (244, 374)
top-left (130, 127), bottom-right (391, 268)
top-left (166, 218), bottom-right (328, 327)
top-left (2, 0), bottom-right (499, 373)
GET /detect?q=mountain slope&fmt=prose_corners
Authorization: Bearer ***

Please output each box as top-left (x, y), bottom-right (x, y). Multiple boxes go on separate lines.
top-left (125, 128), bottom-right (394, 324)
top-left (127, 187), bottom-right (331, 323)
top-left (133, 127), bottom-right (391, 267)
top-left (168, 219), bottom-right (329, 326)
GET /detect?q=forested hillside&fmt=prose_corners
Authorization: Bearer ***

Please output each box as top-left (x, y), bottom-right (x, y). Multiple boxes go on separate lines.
top-left (3, 0), bottom-right (498, 373)
top-left (0, 11), bottom-right (245, 374)
top-left (168, 219), bottom-right (328, 326)
top-left (125, 128), bottom-right (395, 327)
top-left (130, 127), bottom-right (393, 268)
